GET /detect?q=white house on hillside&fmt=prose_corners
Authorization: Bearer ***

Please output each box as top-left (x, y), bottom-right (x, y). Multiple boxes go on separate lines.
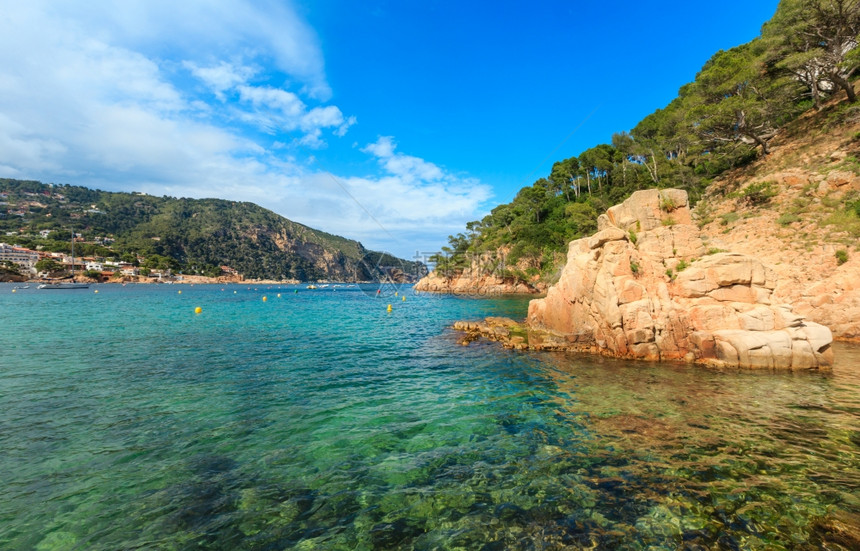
top-left (0, 243), bottom-right (39, 273)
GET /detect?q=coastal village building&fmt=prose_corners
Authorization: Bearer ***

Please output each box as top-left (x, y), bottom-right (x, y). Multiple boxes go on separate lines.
top-left (0, 243), bottom-right (39, 272)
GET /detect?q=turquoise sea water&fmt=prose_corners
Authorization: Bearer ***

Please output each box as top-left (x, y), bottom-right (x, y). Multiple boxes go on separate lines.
top-left (1, 283), bottom-right (858, 550)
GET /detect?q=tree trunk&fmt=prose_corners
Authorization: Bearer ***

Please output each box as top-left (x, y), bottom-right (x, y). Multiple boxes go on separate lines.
top-left (643, 149), bottom-right (659, 184)
top-left (749, 133), bottom-right (771, 155)
top-left (811, 75), bottom-right (823, 110)
top-left (830, 72), bottom-right (857, 103)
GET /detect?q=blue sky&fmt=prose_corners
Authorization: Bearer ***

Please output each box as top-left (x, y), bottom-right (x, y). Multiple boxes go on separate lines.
top-left (0, 0), bottom-right (780, 259)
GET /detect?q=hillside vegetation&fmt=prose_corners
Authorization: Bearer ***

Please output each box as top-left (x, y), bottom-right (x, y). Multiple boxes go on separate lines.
top-left (432, 0), bottom-right (860, 286)
top-left (0, 179), bottom-right (423, 281)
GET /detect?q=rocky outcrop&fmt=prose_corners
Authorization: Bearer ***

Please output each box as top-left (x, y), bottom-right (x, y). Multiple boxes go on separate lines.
top-left (0, 268), bottom-right (26, 282)
top-left (415, 270), bottom-right (541, 295)
top-left (459, 189), bottom-right (833, 369)
top-left (414, 249), bottom-right (544, 294)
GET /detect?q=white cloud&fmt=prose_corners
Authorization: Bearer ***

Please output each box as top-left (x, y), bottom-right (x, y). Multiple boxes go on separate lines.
top-left (361, 136), bottom-right (397, 158)
top-left (39, 0), bottom-right (332, 100)
top-left (335, 116), bottom-right (358, 137)
top-left (302, 106), bottom-right (347, 131)
top-left (237, 85), bottom-right (306, 117)
top-left (269, 137), bottom-right (493, 255)
top-left (0, 1), bottom-right (492, 258)
top-left (183, 75), bottom-right (353, 146)
top-left (184, 61), bottom-right (255, 100)
top-left (362, 136), bottom-right (445, 182)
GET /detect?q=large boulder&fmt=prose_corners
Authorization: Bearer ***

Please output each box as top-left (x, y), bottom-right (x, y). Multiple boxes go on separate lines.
top-left (526, 189), bottom-right (833, 369)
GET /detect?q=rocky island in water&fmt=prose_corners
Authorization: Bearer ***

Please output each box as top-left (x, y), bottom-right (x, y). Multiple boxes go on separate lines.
top-left (437, 189), bottom-right (834, 370)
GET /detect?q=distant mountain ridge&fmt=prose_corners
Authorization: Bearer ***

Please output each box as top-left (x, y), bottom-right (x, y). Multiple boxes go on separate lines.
top-left (0, 178), bottom-right (425, 282)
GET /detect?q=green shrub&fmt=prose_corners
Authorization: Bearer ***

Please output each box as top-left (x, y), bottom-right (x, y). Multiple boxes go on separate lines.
top-left (738, 181), bottom-right (778, 206)
top-left (628, 229), bottom-right (638, 245)
top-left (777, 213), bottom-right (801, 226)
top-left (693, 200), bottom-right (714, 228)
top-left (792, 197), bottom-right (811, 209)
top-left (706, 248), bottom-right (727, 255)
top-left (719, 212), bottom-right (739, 226)
top-left (630, 260), bottom-right (640, 274)
top-left (824, 210), bottom-right (860, 237)
top-left (676, 259), bottom-right (689, 271)
top-left (836, 249), bottom-right (849, 265)
top-left (659, 194), bottom-right (677, 212)
top-left (822, 194), bottom-right (841, 209)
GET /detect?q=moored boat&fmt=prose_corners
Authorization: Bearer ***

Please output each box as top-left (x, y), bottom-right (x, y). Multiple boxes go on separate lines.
top-left (38, 230), bottom-right (89, 290)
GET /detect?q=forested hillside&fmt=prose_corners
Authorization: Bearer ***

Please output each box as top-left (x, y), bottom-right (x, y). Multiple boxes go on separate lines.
top-left (0, 179), bottom-right (424, 281)
top-left (432, 0), bottom-right (859, 284)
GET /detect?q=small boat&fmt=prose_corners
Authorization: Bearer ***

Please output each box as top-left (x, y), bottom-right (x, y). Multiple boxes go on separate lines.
top-left (38, 281), bottom-right (89, 290)
top-left (307, 284), bottom-right (318, 289)
top-left (38, 229), bottom-right (89, 290)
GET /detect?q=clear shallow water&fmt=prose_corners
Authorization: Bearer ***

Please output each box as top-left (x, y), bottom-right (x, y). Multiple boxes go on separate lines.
top-left (1, 283), bottom-right (858, 550)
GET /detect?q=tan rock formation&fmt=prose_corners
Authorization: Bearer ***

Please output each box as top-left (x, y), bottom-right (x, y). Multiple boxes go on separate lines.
top-left (414, 270), bottom-right (540, 295)
top-left (414, 250), bottom-right (544, 294)
top-left (523, 189), bottom-right (833, 369)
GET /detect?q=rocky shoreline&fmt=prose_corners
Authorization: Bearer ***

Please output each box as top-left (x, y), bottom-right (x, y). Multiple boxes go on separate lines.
top-left (453, 189), bottom-right (834, 370)
top-left (414, 271), bottom-right (542, 295)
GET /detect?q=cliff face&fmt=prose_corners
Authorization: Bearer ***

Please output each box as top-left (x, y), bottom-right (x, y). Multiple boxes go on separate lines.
top-left (523, 189), bottom-right (833, 369)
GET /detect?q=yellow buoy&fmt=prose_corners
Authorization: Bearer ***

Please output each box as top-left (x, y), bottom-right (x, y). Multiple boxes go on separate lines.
top-left (262, 296), bottom-right (268, 302)
top-left (402, 296), bottom-right (406, 301)
top-left (395, 291), bottom-right (398, 297)
top-left (277, 293), bottom-right (281, 298)
top-left (11, 289), bottom-right (16, 293)
top-left (94, 289), bottom-right (99, 294)
top-left (387, 304), bottom-right (392, 312)
top-left (195, 306), bottom-right (202, 314)
top-left (178, 290), bottom-right (182, 294)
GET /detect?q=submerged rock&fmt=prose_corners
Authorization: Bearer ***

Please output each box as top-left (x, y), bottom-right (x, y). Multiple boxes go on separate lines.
top-left (457, 189), bottom-right (834, 370)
